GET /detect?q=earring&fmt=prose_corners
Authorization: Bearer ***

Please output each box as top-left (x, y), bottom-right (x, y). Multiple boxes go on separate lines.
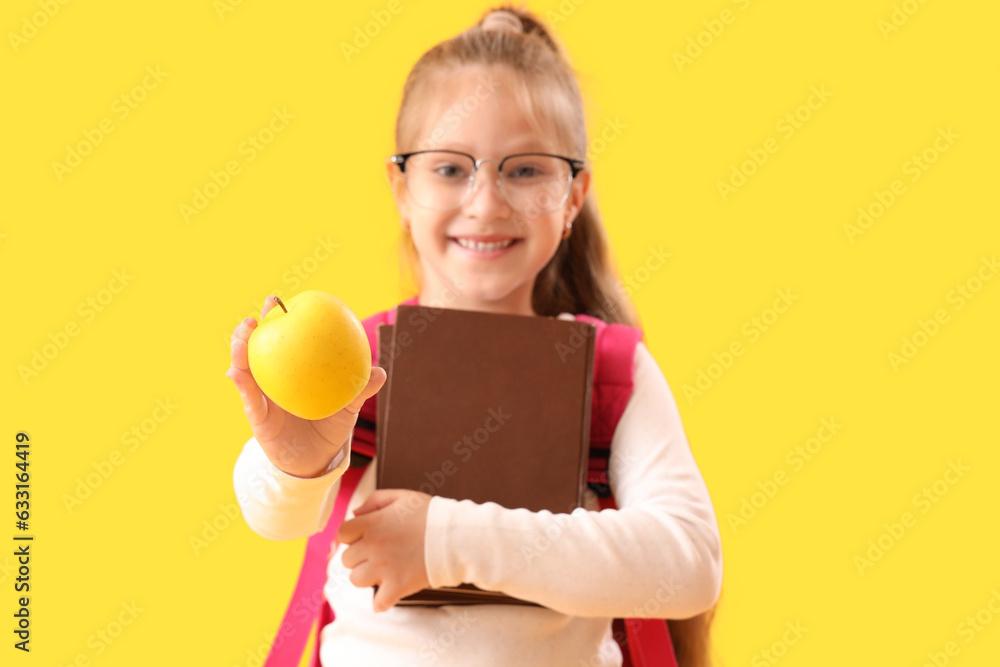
top-left (562, 221), bottom-right (573, 240)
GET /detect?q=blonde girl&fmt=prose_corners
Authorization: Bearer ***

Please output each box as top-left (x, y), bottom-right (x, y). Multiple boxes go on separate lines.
top-left (228, 5), bottom-right (722, 665)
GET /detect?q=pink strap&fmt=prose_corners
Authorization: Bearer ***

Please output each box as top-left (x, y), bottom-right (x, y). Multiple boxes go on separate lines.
top-left (626, 619), bottom-right (678, 667)
top-left (263, 464), bottom-right (365, 667)
top-left (576, 315), bottom-right (644, 449)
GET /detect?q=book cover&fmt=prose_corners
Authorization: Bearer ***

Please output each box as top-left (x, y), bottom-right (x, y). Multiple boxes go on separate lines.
top-left (374, 305), bottom-right (596, 605)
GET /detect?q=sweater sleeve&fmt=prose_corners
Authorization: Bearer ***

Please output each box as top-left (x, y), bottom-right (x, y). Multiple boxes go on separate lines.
top-left (232, 433), bottom-right (352, 541)
top-left (422, 342), bottom-right (723, 619)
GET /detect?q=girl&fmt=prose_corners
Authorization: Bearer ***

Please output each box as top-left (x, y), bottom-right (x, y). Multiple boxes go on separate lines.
top-left (227, 6), bottom-right (722, 666)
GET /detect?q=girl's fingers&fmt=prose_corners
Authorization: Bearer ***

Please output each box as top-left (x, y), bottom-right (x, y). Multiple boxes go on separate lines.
top-left (372, 582), bottom-right (400, 613)
top-left (340, 539), bottom-right (367, 569)
top-left (230, 318), bottom-right (256, 371)
top-left (337, 515), bottom-right (365, 545)
top-left (348, 561), bottom-right (378, 590)
top-left (340, 367), bottom-right (387, 415)
top-left (227, 318), bottom-right (267, 424)
top-left (229, 366), bottom-right (268, 427)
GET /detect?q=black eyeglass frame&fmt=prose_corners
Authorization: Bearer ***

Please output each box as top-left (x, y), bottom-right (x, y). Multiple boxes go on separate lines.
top-left (389, 150), bottom-right (587, 178)
top-left (389, 150), bottom-right (587, 213)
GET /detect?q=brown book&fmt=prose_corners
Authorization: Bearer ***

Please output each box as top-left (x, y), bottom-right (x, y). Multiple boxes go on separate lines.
top-left (374, 305), bottom-right (596, 606)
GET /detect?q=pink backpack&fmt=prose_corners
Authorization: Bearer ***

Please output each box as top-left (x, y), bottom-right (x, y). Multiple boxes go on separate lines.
top-left (263, 297), bottom-right (678, 667)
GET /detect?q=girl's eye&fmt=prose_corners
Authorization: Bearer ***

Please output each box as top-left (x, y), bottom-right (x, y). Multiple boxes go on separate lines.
top-left (433, 164), bottom-right (468, 179)
top-left (507, 165), bottom-right (543, 179)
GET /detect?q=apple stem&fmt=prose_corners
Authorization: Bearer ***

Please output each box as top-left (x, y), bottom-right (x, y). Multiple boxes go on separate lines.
top-left (274, 296), bottom-right (288, 313)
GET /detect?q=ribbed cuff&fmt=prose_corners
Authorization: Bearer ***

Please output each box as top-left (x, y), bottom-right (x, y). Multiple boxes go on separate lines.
top-left (424, 495), bottom-right (464, 589)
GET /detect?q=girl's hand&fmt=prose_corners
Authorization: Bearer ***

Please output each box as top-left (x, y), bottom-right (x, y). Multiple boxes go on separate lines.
top-left (336, 489), bottom-right (432, 613)
top-left (226, 295), bottom-right (387, 478)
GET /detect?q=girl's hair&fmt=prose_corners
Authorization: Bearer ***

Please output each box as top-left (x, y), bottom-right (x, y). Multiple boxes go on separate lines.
top-left (390, 5), bottom-right (720, 666)
top-left (392, 3), bottom-right (639, 329)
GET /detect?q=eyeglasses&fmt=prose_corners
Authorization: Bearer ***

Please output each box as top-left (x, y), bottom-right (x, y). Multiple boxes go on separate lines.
top-left (389, 150), bottom-right (586, 215)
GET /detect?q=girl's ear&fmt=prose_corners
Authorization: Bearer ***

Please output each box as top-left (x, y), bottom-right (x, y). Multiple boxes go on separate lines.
top-left (385, 159), bottom-right (411, 219)
top-left (563, 170), bottom-right (591, 227)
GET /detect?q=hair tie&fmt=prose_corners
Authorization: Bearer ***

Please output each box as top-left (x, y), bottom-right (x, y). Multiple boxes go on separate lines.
top-left (480, 10), bottom-right (523, 34)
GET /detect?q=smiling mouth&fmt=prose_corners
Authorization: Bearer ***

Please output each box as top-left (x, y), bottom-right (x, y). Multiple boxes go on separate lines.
top-left (451, 238), bottom-right (519, 252)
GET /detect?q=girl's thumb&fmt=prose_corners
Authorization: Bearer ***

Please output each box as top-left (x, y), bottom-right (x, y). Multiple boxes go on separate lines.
top-left (342, 366), bottom-right (387, 415)
top-left (352, 488), bottom-right (400, 517)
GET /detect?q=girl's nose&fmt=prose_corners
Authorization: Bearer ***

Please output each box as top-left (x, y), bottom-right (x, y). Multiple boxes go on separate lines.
top-left (464, 163), bottom-right (512, 215)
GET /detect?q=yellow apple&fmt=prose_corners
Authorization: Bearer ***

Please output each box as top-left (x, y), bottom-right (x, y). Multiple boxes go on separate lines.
top-left (247, 290), bottom-right (371, 420)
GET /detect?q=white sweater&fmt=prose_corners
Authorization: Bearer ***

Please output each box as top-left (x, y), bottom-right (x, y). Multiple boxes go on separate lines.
top-left (233, 337), bottom-right (723, 667)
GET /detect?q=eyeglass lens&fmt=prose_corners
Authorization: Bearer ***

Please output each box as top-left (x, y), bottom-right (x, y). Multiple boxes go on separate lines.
top-left (404, 152), bottom-right (573, 215)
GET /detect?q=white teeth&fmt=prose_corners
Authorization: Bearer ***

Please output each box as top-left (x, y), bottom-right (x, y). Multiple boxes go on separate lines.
top-left (456, 238), bottom-right (515, 252)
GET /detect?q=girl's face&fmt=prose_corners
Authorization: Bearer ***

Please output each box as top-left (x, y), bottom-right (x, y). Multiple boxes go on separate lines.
top-left (387, 66), bottom-right (590, 317)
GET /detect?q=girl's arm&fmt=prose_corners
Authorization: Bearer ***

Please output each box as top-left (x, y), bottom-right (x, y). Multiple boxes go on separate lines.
top-left (232, 434), bottom-right (352, 541)
top-left (422, 341), bottom-right (723, 619)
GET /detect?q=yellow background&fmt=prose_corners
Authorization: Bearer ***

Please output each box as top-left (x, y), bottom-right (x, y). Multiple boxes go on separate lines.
top-left (2, 0), bottom-right (998, 665)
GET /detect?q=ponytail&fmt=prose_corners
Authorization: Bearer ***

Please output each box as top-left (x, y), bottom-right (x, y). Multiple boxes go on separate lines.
top-left (531, 189), bottom-right (639, 327)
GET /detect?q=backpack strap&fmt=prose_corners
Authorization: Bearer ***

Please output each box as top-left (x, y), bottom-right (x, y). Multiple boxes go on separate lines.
top-left (262, 464), bottom-right (365, 667)
top-left (577, 315), bottom-right (644, 493)
top-left (575, 314), bottom-right (643, 448)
